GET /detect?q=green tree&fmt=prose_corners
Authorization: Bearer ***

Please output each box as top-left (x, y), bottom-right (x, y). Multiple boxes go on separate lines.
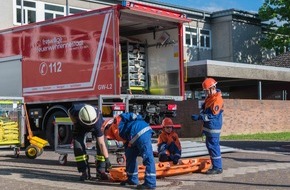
top-left (258, 0), bottom-right (290, 54)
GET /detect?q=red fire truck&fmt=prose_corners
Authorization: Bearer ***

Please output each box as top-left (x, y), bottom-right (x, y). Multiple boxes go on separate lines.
top-left (0, 1), bottom-right (189, 147)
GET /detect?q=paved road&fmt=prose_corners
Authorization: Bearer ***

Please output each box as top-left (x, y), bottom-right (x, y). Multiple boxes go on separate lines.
top-left (0, 140), bottom-right (289, 190)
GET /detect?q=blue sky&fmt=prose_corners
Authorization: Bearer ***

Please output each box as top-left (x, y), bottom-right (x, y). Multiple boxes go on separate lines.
top-left (154, 0), bottom-right (264, 13)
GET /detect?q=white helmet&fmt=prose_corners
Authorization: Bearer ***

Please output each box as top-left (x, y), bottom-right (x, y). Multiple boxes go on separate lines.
top-left (78, 105), bottom-right (98, 125)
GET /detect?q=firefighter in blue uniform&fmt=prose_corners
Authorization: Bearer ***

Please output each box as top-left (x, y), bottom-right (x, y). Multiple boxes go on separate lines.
top-left (102, 112), bottom-right (156, 189)
top-left (191, 78), bottom-right (224, 174)
top-left (68, 103), bottom-right (111, 181)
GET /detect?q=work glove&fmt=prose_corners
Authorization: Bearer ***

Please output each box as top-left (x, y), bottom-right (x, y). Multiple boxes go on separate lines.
top-left (105, 157), bottom-right (112, 171)
top-left (191, 114), bottom-right (200, 121)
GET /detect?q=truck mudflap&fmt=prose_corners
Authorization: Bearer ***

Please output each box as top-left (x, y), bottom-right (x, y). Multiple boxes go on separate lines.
top-left (108, 157), bottom-right (211, 182)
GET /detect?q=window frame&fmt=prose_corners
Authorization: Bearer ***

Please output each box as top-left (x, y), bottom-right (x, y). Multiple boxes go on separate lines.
top-left (44, 2), bottom-right (65, 20)
top-left (14, 0), bottom-right (37, 25)
top-left (13, 0), bottom-right (88, 26)
top-left (184, 25), bottom-right (198, 47)
top-left (183, 25), bottom-right (212, 49)
top-left (199, 28), bottom-right (211, 49)
top-left (69, 7), bottom-right (88, 15)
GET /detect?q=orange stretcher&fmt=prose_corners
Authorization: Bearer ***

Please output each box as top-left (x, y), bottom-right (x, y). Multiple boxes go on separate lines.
top-left (108, 157), bottom-right (211, 181)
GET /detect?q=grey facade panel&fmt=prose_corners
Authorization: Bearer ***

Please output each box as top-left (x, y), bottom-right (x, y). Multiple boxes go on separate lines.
top-left (185, 47), bottom-right (212, 62)
top-left (0, 1), bottom-right (14, 30)
top-left (232, 21), bottom-right (262, 64)
top-left (211, 16), bottom-right (233, 62)
top-left (187, 60), bottom-right (290, 82)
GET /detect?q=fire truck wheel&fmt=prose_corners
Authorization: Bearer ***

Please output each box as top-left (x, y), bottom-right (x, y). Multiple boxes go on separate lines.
top-left (45, 110), bottom-right (72, 149)
top-left (59, 154), bottom-right (68, 165)
top-left (25, 145), bottom-right (38, 159)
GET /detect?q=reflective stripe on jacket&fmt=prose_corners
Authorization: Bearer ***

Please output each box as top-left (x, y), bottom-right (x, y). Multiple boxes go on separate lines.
top-left (118, 112), bottom-right (152, 143)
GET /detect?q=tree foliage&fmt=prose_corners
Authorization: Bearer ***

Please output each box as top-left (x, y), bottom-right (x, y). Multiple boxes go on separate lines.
top-left (258, 0), bottom-right (290, 53)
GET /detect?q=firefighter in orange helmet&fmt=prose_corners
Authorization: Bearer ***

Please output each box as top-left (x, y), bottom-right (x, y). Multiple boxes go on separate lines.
top-left (191, 77), bottom-right (224, 175)
top-left (157, 117), bottom-right (181, 165)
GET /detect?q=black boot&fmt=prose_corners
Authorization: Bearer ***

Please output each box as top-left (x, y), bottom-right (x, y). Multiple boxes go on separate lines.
top-left (79, 171), bottom-right (88, 181)
top-left (79, 169), bottom-right (91, 181)
top-left (206, 168), bottom-right (223, 175)
top-left (96, 171), bottom-right (111, 180)
top-left (96, 160), bottom-right (108, 180)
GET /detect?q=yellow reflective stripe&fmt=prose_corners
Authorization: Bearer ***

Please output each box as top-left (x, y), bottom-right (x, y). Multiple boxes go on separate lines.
top-left (0, 101), bottom-right (20, 104)
top-left (75, 155), bottom-right (87, 162)
top-left (95, 155), bottom-right (105, 162)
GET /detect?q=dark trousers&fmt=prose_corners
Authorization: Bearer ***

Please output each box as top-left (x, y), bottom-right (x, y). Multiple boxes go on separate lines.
top-left (73, 133), bottom-right (90, 174)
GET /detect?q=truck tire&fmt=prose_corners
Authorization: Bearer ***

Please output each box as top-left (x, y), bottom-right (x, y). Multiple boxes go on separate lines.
top-left (45, 111), bottom-right (72, 149)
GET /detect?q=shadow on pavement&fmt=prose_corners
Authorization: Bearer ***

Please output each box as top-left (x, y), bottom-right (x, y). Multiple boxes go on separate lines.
top-left (220, 140), bottom-right (290, 153)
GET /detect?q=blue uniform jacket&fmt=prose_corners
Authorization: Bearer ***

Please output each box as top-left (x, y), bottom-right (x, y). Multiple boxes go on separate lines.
top-left (118, 112), bottom-right (151, 142)
top-left (200, 89), bottom-right (224, 137)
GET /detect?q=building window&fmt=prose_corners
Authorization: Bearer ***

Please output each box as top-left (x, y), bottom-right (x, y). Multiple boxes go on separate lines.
top-left (200, 29), bottom-right (211, 48)
top-left (185, 26), bottom-right (197, 47)
top-left (15, 0), bottom-right (36, 24)
top-left (184, 26), bottom-right (211, 49)
top-left (44, 3), bottom-right (65, 20)
top-left (69, 8), bottom-right (87, 15)
top-left (13, 0), bottom-right (88, 25)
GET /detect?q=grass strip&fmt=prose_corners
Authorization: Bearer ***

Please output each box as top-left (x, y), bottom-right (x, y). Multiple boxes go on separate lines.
top-left (221, 132), bottom-right (290, 141)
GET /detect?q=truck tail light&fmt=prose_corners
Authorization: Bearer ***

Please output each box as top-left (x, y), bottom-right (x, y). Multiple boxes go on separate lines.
top-left (112, 103), bottom-right (125, 111)
top-left (167, 104), bottom-right (177, 111)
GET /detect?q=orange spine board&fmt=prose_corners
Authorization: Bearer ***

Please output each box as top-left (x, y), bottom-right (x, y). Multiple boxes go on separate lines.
top-left (109, 158), bottom-right (211, 182)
